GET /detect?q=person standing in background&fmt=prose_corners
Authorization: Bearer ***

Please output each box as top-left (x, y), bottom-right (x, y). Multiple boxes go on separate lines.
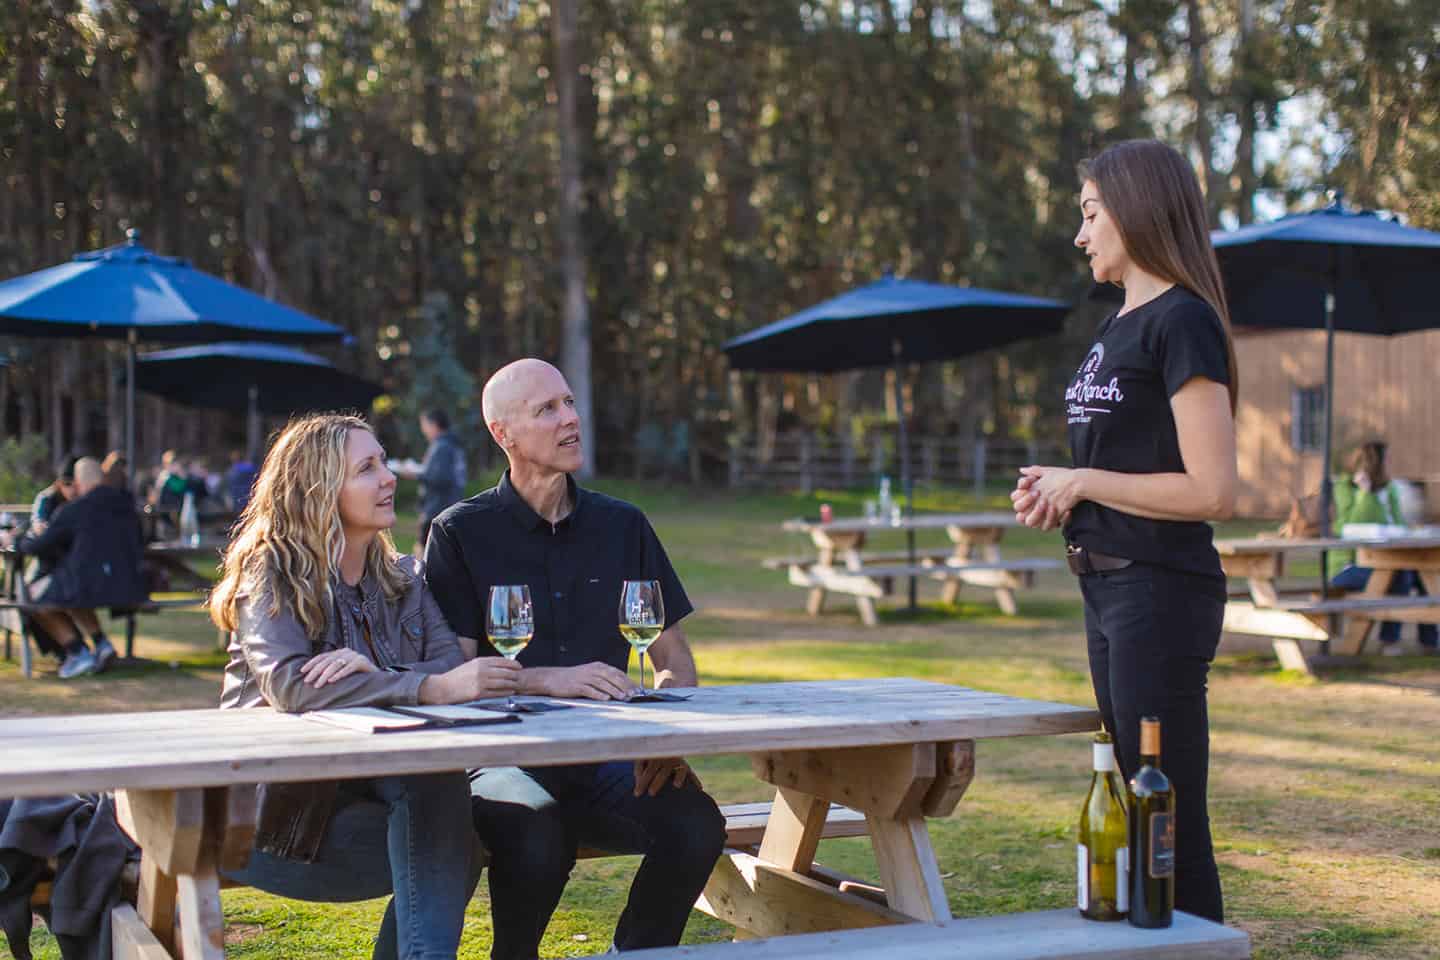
top-left (413, 409), bottom-right (465, 552)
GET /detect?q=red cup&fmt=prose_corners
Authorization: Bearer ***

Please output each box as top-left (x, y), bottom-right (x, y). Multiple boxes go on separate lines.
top-left (819, 504), bottom-right (833, 524)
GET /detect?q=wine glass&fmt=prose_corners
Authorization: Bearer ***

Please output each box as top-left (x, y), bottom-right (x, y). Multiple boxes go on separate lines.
top-left (486, 584), bottom-right (533, 712)
top-left (619, 580), bottom-right (664, 694)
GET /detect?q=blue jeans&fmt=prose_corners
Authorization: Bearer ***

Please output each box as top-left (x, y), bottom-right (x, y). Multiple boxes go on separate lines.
top-left (469, 762), bottom-right (726, 958)
top-left (226, 772), bottom-right (480, 960)
top-left (1330, 566), bottom-right (1438, 647)
top-left (1080, 562), bottom-right (1226, 924)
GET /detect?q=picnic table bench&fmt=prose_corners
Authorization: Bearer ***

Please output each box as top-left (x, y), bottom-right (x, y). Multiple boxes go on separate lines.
top-left (0, 678), bottom-right (1228, 960)
top-left (770, 514), bottom-right (1061, 625)
top-left (1218, 535), bottom-right (1440, 671)
top-left (1, 541), bottom-right (214, 678)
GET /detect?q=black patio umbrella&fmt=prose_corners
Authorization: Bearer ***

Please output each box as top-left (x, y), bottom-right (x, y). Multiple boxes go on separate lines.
top-left (1211, 199), bottom-right (1440, 536)
top-left (723, 273), bottom-right (1071, 608)
top-left (0, 231), bottom-right (345, 477)
top-left (135, 342), bottom-right (383, 459)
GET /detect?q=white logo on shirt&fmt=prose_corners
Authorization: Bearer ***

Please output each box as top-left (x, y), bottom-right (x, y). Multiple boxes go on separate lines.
top-left (1065, 342), bottom-right (1125, 424)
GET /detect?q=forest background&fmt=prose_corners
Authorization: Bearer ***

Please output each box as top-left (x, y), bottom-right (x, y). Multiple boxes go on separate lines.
top-left (1, 0), bottom-right (1437, 485)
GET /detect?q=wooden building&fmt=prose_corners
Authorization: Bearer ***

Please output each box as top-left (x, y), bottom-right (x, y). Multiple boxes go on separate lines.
top-left (1233, 327), bottom-right (1440, 518)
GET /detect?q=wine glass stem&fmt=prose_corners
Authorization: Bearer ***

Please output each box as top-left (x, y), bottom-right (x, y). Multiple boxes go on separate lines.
top-left (639, 650), bottom-right (647, 692)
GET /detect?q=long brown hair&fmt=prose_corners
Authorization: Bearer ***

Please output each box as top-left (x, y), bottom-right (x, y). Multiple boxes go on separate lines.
top-left (1080, 140), bottom-right (1239, 413)
top-left (1350, 441), bottom-right (1389, 490)
top-left (210, 414), bottom-right (407, 639)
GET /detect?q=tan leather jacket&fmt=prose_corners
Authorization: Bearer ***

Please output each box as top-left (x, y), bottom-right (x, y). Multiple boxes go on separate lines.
top-left (220, 554), bottom-right (464, 860)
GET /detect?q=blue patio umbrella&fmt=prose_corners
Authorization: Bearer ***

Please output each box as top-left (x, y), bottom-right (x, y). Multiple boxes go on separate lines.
top-left (724, 274), bottom-right (1071, 608)
top-left (1210, 200), bottom-right (1440, 537)
top-left (0, 231), bottom-right (345, 476)
top-left (135, 342), bottom-right (383, 459)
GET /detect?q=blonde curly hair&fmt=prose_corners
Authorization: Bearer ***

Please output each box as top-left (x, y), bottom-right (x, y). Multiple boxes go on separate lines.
top-left (210, 414), bottom-right (407, 639)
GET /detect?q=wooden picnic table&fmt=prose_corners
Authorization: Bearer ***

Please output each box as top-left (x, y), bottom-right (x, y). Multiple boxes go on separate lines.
top-left (146, 536), bottom-right (227, 592)
top-left (1217, 534), bottom-right (1440, 668)
top-left (0, 678), bottom-right (1099, 959)
top-left (774, 513), bottom-right (1059, 625)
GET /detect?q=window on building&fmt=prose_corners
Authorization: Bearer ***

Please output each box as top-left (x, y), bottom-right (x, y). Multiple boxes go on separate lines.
top-left (1291, 385), bottom-right (1326, 452)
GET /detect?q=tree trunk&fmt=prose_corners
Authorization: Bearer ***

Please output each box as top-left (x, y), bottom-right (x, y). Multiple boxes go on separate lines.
top-left (551, 0), bottom-right (594, 478)
top-left (1186, 0), bottom-right (1221, 225)
top-left (1234, 0), bottom-right (1258, 225)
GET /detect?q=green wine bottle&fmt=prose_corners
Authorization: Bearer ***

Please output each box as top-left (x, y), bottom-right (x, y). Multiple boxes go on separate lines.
top-left (1078, 731), bottom-right (1128, 921)
top-left (1128, 716), bottom-right (1175, 929)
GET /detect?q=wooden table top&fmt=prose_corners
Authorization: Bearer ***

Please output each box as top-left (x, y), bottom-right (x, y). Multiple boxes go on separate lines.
top-left (146, 537), bottom-right (229, 555)
top-left (782, 513), bottom-right (1019, 535)
top-left (1216, 535), bottom-right (1440, 555)
top-left (0, 679), bottom-right (1099, 799)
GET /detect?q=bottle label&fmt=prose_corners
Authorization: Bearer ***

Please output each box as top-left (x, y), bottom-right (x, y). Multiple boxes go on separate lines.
top-left (1092, 742), bottom-right (1116, 771)
top-left (1116, 846), bottom-right (1129, 911)
top-left (1148, 813), bottom-right (1175, 878)
top-left (1077, 844), bottom-right (1089, 909)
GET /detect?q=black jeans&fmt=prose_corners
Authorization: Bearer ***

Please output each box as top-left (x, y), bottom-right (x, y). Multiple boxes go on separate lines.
top-left (470, 762), bottom-right (726, 959)
top-left (1080, 562), bottom-right (1226, 924)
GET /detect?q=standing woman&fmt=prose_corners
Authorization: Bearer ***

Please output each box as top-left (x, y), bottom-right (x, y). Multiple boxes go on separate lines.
top-left (210, 413), bottom-right (522, 959)
top-left (1011, 139), bottom-right (1237, 923)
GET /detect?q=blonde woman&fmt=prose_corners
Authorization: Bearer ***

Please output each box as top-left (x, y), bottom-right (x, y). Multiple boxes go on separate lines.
top-left (211, 413), bottom-right (521, 960)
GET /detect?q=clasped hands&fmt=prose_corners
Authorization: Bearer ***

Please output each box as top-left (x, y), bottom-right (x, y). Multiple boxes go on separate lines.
top-left (525, 661), bottom-right (700, 797)
top-left (1010, 465), bottom-right (1084, 531)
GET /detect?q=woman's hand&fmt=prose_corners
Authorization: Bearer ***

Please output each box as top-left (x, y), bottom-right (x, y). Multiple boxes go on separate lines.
top-left (420, 657), bottom-right (523, 704)
top-left (300, 648), bottom-right (378, 687)
top-left (1012, 467), bottom-right (1082, 530)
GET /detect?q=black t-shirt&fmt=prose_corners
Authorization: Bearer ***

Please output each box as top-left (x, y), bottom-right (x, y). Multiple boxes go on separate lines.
top-left (1063, 285), bottom-right (1231, 578)
top-left (422, 471), bottom-right (693, 672)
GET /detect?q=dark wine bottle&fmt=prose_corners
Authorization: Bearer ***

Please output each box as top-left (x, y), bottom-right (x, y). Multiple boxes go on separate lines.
top-left (1128, 716), bottom-right (1174, 928)
top-left (1077, 731), bottom-right (1128, 921)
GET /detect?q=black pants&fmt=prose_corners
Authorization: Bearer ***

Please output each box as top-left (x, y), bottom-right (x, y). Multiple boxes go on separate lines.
top-left (470, 762), bottom-right (726, 959)
top-left (1080, 562), bottom-right (1225, 924)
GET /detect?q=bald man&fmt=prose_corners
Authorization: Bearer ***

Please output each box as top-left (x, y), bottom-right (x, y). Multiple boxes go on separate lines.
top-left (423, 359), bottom-right (724, 958)
top-left (2, 456), bottom-right (146, 678)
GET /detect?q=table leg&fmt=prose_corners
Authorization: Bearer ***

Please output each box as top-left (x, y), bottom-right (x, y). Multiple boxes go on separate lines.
top-left (116, 786), bottom-right (255, 960)
top-left (1335, 568), bottom-right (1396, 656)
top-left (704, 743), bottom-right (962, 934)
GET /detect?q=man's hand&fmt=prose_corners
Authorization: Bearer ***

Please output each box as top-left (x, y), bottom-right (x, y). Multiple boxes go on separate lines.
top-left (422, 657), bottom-right (523, 703)
top-left (524, 662), bottom-right (638, 701)
top-left (633, 757), bottom-right (701, 797)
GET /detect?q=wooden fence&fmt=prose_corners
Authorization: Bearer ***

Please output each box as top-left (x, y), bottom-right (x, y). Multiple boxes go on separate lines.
top-left (726, 432), bottom-right (1067, 495)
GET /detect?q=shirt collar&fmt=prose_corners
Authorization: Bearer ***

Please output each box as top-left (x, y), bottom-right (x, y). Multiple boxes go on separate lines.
top-left (497, 470), bottom-right (583, 532)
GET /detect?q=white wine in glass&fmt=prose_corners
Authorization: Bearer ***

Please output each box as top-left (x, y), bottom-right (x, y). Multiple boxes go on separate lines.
top-left (619, 580), bottom-right (664, 693)
top-left (487, 584), bottom-right (533, 712)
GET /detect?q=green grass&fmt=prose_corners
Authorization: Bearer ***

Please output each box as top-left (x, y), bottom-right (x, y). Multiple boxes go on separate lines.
top-left (5, 478), bottom-right (1440, 959)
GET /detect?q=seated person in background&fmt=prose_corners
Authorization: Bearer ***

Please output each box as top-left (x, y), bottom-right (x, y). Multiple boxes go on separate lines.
top-left (1329, 440), bottom-right (1437, 654)
top-left (210, 412), bottom-right (522, 960)
top-left (100, 450), bottom-right (129, 490)
top-left (225, 449), bottom-right (258, 511)
top-left (0, 457), bottom-right (145, 678)
top-left (29, 455), bottom-right (80, 531)
top-left (148, 449), bottom-right (188, 510)
top-left (424, 359), bottom-right (725, 959)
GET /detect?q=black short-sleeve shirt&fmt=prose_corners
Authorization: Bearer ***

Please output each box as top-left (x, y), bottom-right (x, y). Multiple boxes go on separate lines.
top-left (422, 471), bottom-right (693, 671)
top-left (1063, 285), bottom-right (1231, 578)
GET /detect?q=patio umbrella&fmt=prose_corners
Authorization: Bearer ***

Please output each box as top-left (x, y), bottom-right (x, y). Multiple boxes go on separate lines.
top-left (723, 273), bottom-right (1071, 607)
top-left (135, 342), bottom-right (383, 459)
top-left (0, 230), bottom-right (345, 478)
top-left (1210, 199), bottom-right (1440, 536)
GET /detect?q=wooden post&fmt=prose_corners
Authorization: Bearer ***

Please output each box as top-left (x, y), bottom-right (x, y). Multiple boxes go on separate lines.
top-left (800, 434), bottom-right (813, 495)
top-left (972, 438), bottom-right (987, 498)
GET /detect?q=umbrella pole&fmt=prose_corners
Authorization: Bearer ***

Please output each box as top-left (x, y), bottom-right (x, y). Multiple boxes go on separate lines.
top-left (1319, 291), bottom-right (1336, 655)
top-left (893, 343), bottom-right (918, 611)
top-left (125, 330), bottom-right (137, 488)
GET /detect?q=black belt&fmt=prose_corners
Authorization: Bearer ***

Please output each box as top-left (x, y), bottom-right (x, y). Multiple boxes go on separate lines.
top-left (1066, 544), bottom-right (1134, 576)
